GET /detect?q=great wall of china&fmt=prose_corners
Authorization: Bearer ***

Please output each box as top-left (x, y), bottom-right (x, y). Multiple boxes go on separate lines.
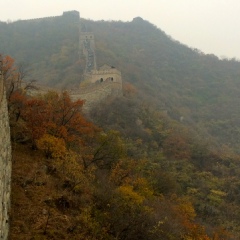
top-left (24, 10), bottom-right (123, 109)
top-left (75, 11), bottom-right (123, 109)
top-left (0, 63), bottom-right (12, 240)
top-left (0, 11), bottom-right (122, 238)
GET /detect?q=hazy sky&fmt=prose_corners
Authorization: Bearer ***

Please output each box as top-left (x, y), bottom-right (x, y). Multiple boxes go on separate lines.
top-left (1, 0), bottom-right (239, 59)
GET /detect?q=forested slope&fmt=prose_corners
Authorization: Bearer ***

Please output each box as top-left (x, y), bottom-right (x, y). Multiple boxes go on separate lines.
top-left (2, 14), bottom-right (240, 238)
top-left (1, 16), bottom-right (240, 149)
top-left (83, 17), bottom-right (240, 150)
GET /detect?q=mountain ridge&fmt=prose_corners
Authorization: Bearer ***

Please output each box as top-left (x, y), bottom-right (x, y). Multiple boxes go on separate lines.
top-left (1, 11), bottom-right (240, 149)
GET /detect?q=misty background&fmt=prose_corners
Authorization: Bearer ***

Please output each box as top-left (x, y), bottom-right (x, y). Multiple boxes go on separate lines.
top-left (0, 0), bottom-right (239, 59)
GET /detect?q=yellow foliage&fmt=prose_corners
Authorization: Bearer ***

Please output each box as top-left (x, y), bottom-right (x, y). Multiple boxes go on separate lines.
top-left (36, 134), bottom-right (66, 158)
top-left (55, 151), bottom-right (95, 194)
top-left (207, 190), bottom-right (226, 206)
top-left (176, 197), bottom-right (196, 220)
top-left (210, 189), bottom-right (227, 197)
top-left (133, 177), bottom-right (154, 198)
top-left (117, 185), bottom-right (144, 205)
top-left (74, 206), bottom-right (108, 240)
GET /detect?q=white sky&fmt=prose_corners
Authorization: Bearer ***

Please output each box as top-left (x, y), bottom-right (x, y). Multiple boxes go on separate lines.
top-left (0, 0), bottom-right (239, 59)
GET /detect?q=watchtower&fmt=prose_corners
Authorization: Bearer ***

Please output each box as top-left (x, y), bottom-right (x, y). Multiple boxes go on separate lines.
top-left (91, 64), bottom-right (122, 84)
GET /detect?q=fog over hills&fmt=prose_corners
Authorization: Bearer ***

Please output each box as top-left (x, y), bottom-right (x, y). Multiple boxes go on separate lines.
top-left (1, 11), bottom-right (240, 150)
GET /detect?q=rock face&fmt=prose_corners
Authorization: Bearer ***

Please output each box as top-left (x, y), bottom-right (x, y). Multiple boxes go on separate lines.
top-left (0, 72), bottom-right (11, 240)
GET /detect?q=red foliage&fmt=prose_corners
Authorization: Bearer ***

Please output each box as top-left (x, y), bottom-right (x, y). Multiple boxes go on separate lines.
top-left (22, 91), bottom-right (99, 147)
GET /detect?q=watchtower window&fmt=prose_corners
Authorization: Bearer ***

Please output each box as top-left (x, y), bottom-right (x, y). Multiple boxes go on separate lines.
top-left (100, 78), bottom-right (103, 82)
top-left (111, 77), bottom-right (114, 81)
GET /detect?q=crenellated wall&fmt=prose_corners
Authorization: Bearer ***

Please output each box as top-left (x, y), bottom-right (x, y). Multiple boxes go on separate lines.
top-left (0, 70), bottom-right (12, 240)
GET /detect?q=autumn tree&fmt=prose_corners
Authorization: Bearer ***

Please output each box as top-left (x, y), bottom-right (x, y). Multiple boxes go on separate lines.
top-left (22, 97), bottom-right (50, 146)
top-left (0, 54), bottom-right (28, 101)
top-left (43, 91), bottom-right (98, 146)
top-left (0, 54), bottom-right (36, 125)
top-left (21, 91), bottom-right (99, 149)
top-left (36, 134), bottom-right (66, 159)
top-left (81, 130), bottom-right (126, 169)
top-left (163, 131), bottom-right (192, 160)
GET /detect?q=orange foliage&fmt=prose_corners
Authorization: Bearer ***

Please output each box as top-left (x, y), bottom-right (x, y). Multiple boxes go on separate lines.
top-left (172, 198), bottom-right (210, 240)
top-left (8, 89), bottom-right (27, 122)
top-left (0, 54), bottom-right (22, 100)
top-left (163, 132), bottom-right (192, 160)
top-left (22, 98), bottom-right (49, 144)
top-left (1, 55), bottom-right (16, 80)
top-left (22, 91), bottom-right (99, 148)
top-left (110, 159), bottom-right (136, 185)
top-left (44, 91), bottom-right (98, 145)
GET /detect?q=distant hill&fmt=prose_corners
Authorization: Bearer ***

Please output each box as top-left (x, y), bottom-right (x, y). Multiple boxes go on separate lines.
top-left (0, 11), bottom-right (81, 87)
top-left (1, 11), bottom-right (240, 150)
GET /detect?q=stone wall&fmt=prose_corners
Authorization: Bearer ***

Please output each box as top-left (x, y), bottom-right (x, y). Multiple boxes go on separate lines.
top-left (27, 81), bottom-right (122, 113)
top-left (80, 32), bottom-right (97, 73)
top-left (17, 10), bottom-right (79, 23)
top-left (71, 81), bottom-right (122, 111)
top-left (0, 73), bottom-right (11, 240)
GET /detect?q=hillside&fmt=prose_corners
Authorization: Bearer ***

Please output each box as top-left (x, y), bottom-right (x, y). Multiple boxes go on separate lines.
top-left (2, 11), bottom-right (240, 239)
top-left (83, 17), bottom-right (240, 150)
top-left (7, 89), bottom-right (239, 239)
top-left (1, 13), bottom-right (240, 150)
top-left (0, 11), bottom-right (81, 87)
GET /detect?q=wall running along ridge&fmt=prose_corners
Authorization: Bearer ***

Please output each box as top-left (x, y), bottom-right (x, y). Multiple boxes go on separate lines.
top-left (71, 81), bottom-right (122, 111)
top-left (0, 70), bottom-right (11, 240)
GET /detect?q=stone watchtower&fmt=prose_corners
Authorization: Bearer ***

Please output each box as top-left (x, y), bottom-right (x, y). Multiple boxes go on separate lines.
top-left (90, 64), bottom-right (122, 94)
top-left (0, 61), bottom-right (12, 240)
